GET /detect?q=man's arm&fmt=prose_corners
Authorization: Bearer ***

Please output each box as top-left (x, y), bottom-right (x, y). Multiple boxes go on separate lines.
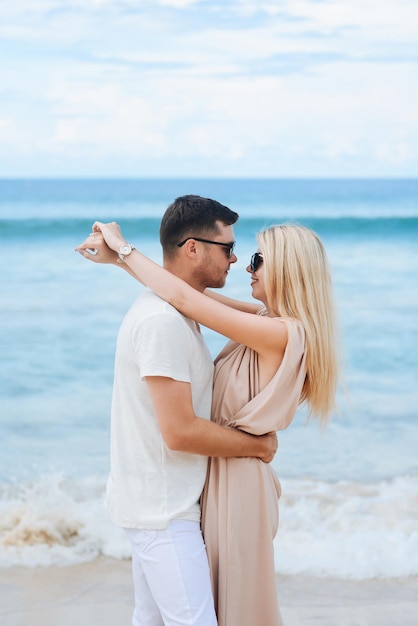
top-left (145, 376), bottom-right (277, 463)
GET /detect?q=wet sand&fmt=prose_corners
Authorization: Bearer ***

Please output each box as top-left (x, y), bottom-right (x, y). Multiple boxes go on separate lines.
top-left (1, 557), bottom-right (417, 626)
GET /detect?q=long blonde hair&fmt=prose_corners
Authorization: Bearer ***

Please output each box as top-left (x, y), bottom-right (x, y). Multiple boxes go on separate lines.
top-left (257, 224), bottom-right (340, 424)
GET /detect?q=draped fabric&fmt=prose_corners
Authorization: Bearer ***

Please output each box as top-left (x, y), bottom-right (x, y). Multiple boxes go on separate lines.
top-left (201, 319), bottom-right (306, 626)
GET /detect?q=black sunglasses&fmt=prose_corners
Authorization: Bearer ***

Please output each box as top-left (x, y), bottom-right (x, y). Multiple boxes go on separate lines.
top-left (177, 237), bottom-right (236, 258)
top-left (250, 252), bottom-right (263, 272)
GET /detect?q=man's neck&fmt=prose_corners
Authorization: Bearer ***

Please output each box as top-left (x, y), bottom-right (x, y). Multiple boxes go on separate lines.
top-left (163, 260), bottom-right (205, 292)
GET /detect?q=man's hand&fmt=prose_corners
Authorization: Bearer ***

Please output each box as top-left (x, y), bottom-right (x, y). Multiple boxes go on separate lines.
top-left (257, 431), bottom-right (278, 463)
top-left (75, 232), bottom-right (118, 264)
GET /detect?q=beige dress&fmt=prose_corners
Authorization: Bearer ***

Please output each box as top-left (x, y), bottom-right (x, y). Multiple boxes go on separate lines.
top-left (201, 319), bottom-right (306, 626)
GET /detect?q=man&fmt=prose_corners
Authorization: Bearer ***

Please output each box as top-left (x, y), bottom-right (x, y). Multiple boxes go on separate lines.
top-left (77, 195), bottom-right (277, 626)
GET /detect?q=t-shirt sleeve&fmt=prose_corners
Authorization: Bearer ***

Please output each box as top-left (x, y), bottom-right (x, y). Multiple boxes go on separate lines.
top-left (131, 311), bottom-right (193, 383)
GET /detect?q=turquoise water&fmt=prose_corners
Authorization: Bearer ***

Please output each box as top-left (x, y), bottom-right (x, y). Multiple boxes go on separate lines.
top-left (1, 179), bottom-right (417, 575)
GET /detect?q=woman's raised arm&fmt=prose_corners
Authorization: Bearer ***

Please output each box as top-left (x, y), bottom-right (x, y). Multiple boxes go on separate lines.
top-left (76, 222), bottom-right (288, 361)
top-left (203, 289), bottom-right (261, 315)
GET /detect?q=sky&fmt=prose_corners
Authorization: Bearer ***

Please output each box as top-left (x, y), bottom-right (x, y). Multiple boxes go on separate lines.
top-left (0, 0), bottom-right (417, 178)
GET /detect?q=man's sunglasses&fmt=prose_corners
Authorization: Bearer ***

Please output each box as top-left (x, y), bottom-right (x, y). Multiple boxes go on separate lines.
top-left (177, 237), bottom-right (236, 258)
top-left (250, 252), bottom-right (263, 272)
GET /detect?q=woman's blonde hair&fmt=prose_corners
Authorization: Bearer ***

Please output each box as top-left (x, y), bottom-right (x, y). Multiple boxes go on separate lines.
top-left (257, 224), bottom-right (340, 425)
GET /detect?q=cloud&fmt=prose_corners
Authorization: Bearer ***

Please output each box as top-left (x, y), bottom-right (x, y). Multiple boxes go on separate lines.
top-left (48, 83), bottom-right (167, 155)
top-left (0, 0), bottom-right (417, 176)
top-left (0, 118), bottom-right (18, 144)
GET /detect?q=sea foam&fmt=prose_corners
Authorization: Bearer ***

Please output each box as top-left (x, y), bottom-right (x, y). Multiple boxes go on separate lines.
top-left (276, 476), bottom-right (418, 579)
top-left (1, 473), bottom-right (417, 578)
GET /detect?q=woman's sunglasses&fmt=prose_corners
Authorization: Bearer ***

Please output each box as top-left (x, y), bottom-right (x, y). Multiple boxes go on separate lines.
top-left (250, 252), bottom-right (263, 272)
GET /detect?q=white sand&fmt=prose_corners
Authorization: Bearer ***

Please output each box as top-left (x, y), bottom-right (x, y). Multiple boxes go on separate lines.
top-left (1, 557), bottom-right (417, 626)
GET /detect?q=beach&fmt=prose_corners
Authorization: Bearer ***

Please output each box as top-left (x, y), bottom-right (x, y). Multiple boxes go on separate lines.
top-left (1, 179), bottom-right (417, 624)
top-left (1, 557), bottom-right (417, 626)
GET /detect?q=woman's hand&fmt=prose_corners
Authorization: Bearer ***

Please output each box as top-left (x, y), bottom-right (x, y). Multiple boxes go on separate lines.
top-left (75, 231), bottom-right (118, 264)
top-left (92, 221), bottom-right (127, 253)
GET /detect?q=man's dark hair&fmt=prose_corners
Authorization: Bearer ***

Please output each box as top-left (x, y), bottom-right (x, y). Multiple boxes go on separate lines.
top-left (159, 195), bottom-right (239, 257)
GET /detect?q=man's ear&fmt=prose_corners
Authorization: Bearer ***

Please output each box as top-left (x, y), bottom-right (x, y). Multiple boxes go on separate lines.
top-left (182, 238), bottom-right (199, 259)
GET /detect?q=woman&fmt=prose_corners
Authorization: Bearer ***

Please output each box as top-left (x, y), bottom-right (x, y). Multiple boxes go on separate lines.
top-left (77, 221), bottom-right (339, 626)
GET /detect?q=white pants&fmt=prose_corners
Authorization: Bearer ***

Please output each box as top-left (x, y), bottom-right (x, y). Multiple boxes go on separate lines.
top-left (124, 520), bottom-right (217, 626)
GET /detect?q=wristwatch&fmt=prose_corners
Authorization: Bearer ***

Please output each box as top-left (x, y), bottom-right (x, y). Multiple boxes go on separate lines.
top-left (118, 242), bottom-right (135, 262)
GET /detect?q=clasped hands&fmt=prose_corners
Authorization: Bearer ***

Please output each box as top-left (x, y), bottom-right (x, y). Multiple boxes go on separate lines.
top-left (76, 221), bottom-right (126, 264)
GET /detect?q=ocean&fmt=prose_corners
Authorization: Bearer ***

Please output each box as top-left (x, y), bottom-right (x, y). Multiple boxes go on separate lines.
top-left (1, 178), bottom-right (417, 578)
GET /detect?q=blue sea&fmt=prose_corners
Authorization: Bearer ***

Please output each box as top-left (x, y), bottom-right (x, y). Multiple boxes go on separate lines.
top-left (1, 178), bottom-right (417, 577)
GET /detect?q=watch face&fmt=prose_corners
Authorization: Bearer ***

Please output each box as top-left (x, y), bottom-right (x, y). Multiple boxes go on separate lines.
top-left (120, 244), bottom-right (131, 255)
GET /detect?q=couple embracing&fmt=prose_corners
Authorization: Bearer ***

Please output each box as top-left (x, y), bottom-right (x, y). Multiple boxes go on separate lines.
top-left (77, 194), bottom-right (339, 626)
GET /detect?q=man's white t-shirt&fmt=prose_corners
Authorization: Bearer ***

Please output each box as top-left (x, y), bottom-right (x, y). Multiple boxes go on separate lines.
top-left (105, 289), bottom-right (214, 529)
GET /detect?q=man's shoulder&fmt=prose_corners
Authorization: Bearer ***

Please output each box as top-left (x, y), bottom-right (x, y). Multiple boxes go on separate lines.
top-left (133, 289), bottom-right (180, 316)
top-left (126, 289), bottom-right (187, 328)
top-left (120, 290), bottom-right (201, 355)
